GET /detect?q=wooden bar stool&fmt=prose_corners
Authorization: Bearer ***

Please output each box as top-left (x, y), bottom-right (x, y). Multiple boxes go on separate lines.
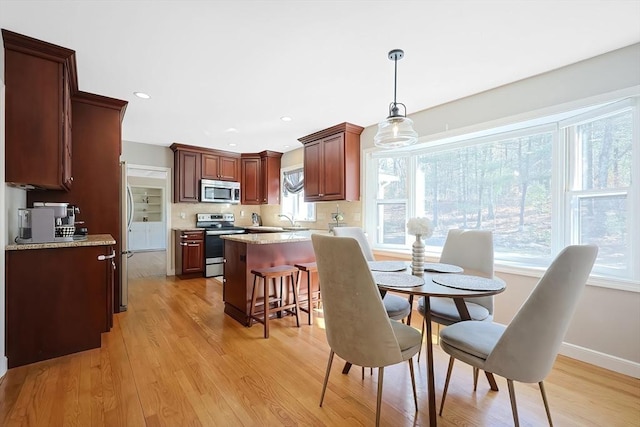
top-left (294, 262), bottom-right (321, 325)
top-left (249, 265), bottom-right (300, 338)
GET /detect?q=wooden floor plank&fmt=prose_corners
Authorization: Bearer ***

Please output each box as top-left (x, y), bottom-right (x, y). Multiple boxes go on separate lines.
top-left (0, 274), bottom-right (638, 426)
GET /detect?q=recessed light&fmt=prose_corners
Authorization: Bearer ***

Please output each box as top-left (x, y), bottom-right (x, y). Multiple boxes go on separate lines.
top-left (284, 145), bottom-right (290, 148)
top-left (280, 116), bottom-right (292, 122)
top-left (133, 91), bottom-right (151, 99)
top-left (225, 127), bottom-right (238, 133)
top-left (228, 143), bottom-right (237, 147)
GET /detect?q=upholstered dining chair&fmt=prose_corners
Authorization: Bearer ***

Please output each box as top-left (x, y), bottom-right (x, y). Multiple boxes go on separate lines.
top-left (333, 227), bottom-right (412, 321)
top-left (312, 234), bottom-right (422, 427)
top-left (438, 244), bottom-right (598, 426)
top-left (417, 229), bottom-right (494, 384)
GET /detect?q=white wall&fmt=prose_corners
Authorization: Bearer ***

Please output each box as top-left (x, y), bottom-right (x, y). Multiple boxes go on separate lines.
top-left (1, 79), bottom-right (6, 377)
top-left (363, 43), bottom-right (640, 377)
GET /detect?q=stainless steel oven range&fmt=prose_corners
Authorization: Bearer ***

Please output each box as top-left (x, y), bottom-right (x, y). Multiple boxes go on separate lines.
top-left (195, 213), bottom-right (246, 277)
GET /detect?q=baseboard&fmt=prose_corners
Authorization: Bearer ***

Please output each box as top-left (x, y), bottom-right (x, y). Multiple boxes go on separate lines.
top-left (560, 342), bottom-right (640, 378)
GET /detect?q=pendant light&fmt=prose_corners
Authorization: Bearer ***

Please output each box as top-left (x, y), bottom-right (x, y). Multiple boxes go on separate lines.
top-left (373, 49), bottom-right (418, 148)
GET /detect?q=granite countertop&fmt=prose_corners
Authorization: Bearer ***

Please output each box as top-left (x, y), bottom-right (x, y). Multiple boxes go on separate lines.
top-left (221, 230), bottom-right (330, 244)
top-left (6, 234), bottom-right (116, 251)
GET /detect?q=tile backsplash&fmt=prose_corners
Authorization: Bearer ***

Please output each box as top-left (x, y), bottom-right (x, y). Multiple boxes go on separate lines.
top-left (171, 200), bottom-right (362, 230)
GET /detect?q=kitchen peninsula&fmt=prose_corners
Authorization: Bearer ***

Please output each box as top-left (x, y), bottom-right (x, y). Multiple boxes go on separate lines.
top-left (221, 231), bottom-right (323, 325)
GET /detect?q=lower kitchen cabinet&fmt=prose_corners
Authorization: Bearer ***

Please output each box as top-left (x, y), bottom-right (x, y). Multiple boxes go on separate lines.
top-left (5, 241), bottom-right (114, 368)
top-left (129, 221), bottom-right (166, 251)
top-left (175, 230), bottom-right (204, 277)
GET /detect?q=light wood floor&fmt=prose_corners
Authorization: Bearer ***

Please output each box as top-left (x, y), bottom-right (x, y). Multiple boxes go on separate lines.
top-left (1, 274), bottom-right (638, 426)
top-left (127, 250), bottom-right (166, 279)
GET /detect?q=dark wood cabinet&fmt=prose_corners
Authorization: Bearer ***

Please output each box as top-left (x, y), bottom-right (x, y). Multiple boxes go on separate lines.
top-left (298, 122), bottom-right (363, 202)
top-left (171, 144), bottom-right (243, 203)
top-left (3, 29), bottom-right (78, 190)
top-left (5, 244), bottom-right (115, 368)
top-left (241, 151), bottom-right (282, 205)
top-left (175, 230), bottom-right (204, 277)
top-left (202, 152), bottom-right (240, 181)
top-left (171, 146), bottom-right (201, 203)
top-left (27, 92), bottom-right (128, 314)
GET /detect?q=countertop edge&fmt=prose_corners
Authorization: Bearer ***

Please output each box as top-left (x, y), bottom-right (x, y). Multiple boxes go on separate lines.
top-left (6, 234), bottom-right (116, 251)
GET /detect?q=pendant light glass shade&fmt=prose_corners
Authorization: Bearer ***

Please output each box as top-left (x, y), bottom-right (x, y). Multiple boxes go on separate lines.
top-left (374, 116), bottom-right (418, 148)
top-left (374, 49), bottom-right (418, 149)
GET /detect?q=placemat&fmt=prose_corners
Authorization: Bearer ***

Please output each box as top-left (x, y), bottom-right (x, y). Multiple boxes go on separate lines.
top-left (372, 272), bottom-right (424, 288)
top-left (424, 262), bottom-right (464, 273)
top-left (432, 274), bottom-right (505, 291)
top-left (368, 261), bottom-right (408, 272)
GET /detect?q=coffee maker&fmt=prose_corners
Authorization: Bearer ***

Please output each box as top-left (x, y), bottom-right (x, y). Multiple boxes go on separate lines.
top-left (16, 202), bottom-right (77, 244)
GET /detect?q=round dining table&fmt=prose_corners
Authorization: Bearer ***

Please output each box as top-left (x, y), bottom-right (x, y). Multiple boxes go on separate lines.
top-left (356, 262), bottom-right (507, 427)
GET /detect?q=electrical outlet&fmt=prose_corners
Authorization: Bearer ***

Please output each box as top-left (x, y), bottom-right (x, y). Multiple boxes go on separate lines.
top-left (180, 212), bottom-right (186, 219)
top-left (240, 210), bottom-right (245, 217)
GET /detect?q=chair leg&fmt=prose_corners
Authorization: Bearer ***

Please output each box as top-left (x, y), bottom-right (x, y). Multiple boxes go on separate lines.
top-left (248, 274), bottom-right (259, 327)
top-left (473, 367), bottom-right (479, 391)
top-left (507, 379), bottom-right (520, 427)
top-left (290, 273), bottom-right (301, 327)
top-left (439, 356), bottom-right (455, 416)
top-left (539, 381), bottom-right (553, 426)
top-left (319, 350), bottom-right (335, 407)
top-left (417, 316), bottom-right (426, 361)
top-left (408, 358), bottom-right (418, 413)
top-left (376, 366), bottom-right (384, 427)
top-left (263, 278), bottom-right (271, 338)
top-left (362, 366), bottom-right (365, 380)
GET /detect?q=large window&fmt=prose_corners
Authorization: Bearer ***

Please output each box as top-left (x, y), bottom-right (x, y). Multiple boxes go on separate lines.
top-left (367, 97), bottom-right (638, 283)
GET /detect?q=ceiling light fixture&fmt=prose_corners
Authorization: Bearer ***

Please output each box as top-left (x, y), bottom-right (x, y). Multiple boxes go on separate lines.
top-left (373, 49), bottom-right (418, 148)
top-left (280, 116), bottom-right (292, 122)
top-left (133, 91), bottom-right (151, 99)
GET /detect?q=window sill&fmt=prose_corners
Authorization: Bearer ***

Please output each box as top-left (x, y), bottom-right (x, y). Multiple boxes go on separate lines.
top-left (372, 248), bottom-right (640, 293)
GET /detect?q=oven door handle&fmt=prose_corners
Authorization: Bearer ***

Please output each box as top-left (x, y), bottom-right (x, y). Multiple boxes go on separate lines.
top-left (205, 230), bottom-right (245, 236)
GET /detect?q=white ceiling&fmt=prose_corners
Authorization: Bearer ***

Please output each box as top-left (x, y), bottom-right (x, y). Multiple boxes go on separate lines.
top-left (1, 1), bottom-right (639, 154)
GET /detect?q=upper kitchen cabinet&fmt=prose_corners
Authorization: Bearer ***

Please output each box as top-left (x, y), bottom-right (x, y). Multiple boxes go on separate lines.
top-left (298, 122), bottom-right (363, 202)
top-left (240, 151), bottom-right (282, 205)
top-left (202, 151), bottom-right (240, 182)
top-left (3, 29), bottom-right (78, 190)
top-left (171, 144), bottom-right (201, 203)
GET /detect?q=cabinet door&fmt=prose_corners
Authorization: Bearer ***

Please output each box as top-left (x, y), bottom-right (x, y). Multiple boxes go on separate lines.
top-left (261, 155), bottom-right (281, 204)
top-left (148, 223), bottom-right (166, 250)
top-left (241, 157), bottom-right (261, 205)
top-left (4, 46), bottom-right (71, 190)
top-left (220, 156), bottom-right (239, 181)
top-left (175, 150), bottom-right (201, 202)
top-left (303, 140), bottom-right (322, 201)
top-left (183, 241), bottom-right (204, 273)
top-left (62, 69), bottom-right (73, 188)
top-left (201, 153), bottom-right (221, 180)
top-left (202, 154), bottom-right (239, 181)
top-left (320, 133), bottom-right (346, 200)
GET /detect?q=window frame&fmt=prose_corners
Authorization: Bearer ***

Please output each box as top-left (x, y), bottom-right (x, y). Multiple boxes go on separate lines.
top-left (280, 164), bottom-right (316, 222)
top-left (364, 94), bottom-right (640, 290)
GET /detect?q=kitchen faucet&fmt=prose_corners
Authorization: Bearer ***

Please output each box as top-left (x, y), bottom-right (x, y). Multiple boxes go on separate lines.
top-left (278, 214), bottom-right (296, 227)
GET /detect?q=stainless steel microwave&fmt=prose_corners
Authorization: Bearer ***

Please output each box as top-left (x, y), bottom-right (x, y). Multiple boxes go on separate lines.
top-left (201, 179), bottom-right (241, 204)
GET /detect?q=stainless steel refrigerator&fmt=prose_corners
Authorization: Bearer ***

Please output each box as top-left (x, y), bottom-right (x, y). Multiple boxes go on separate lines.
top-left (119, 161), bottom-right (132, 311)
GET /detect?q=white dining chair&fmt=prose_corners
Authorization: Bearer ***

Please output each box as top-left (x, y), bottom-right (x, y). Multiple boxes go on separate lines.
top-left (438, 244), bottom-right (598, 426)
top-left (312, 234), bottom-right (421, 427)
top-left (333, 227), bottom-right (412, 321)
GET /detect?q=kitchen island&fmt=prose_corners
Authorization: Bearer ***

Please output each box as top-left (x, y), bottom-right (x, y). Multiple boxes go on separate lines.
top-left (221, 231), bottom-right (325, 325)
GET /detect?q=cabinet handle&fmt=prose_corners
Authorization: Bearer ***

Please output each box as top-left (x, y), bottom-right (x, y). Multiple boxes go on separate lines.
top-left (319, 193), bottom-right (324, 196)
top-left (98, 250), bottom-right (116, 261)
top-left (181, 235), bottom-right (188, 238)
top-left (180, 242), bottom-right (188, 246)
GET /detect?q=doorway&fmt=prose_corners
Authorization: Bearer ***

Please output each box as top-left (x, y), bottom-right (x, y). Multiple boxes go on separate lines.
top-left (125, 164), bottom-right (171, 279)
